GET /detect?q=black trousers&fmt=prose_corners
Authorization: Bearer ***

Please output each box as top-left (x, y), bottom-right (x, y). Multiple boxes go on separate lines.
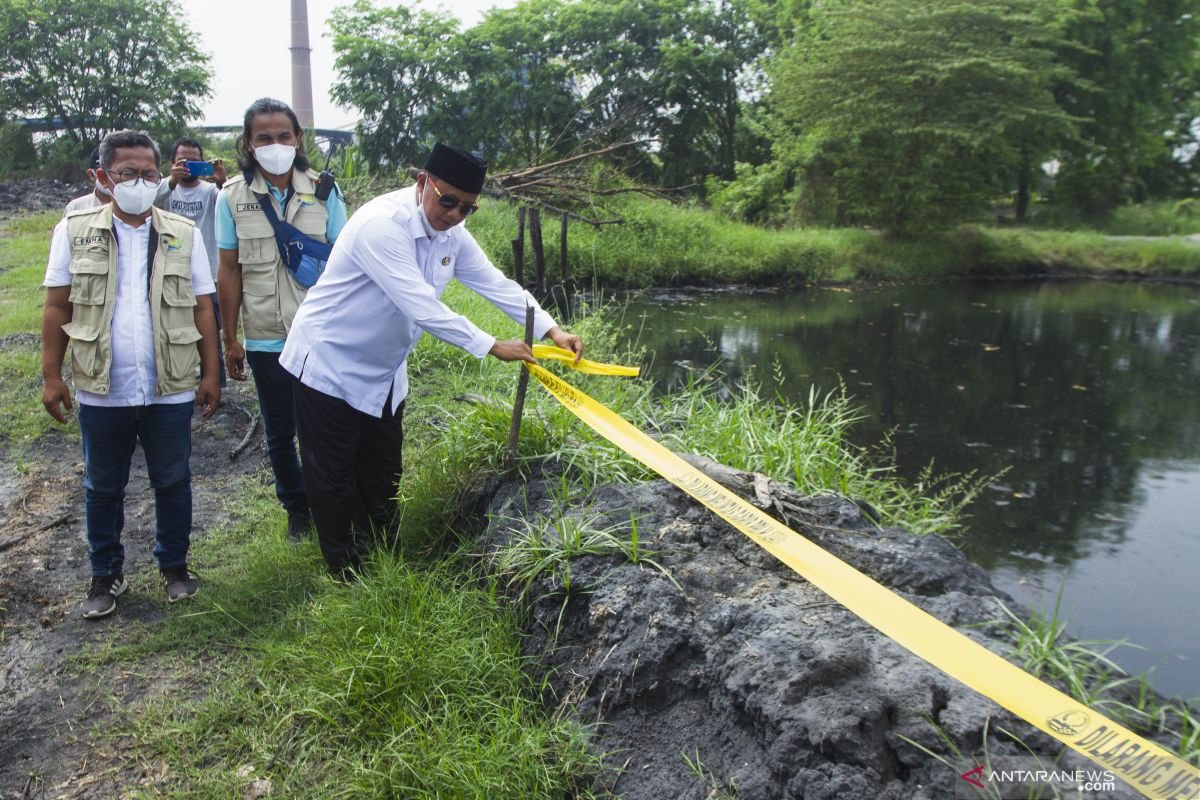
top-left (293, 378), bottom-right (405, 573)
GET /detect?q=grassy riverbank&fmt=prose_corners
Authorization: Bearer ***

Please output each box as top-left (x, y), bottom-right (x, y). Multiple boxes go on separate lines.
top-left (2, 210), bottom-right (1195, 794)
top-left (462, 194), bottom-right (1200, 286)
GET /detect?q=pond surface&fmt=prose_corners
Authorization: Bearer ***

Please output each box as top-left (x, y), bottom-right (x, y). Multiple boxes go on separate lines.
top-left (617, 280), bottom-right (1200, 699)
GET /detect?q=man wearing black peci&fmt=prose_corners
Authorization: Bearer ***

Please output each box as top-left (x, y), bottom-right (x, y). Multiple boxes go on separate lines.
top-left (280, 143), bottom-right (583, 576)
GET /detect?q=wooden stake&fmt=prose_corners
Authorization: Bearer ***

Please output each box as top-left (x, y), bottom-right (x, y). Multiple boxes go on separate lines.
top-left (512, 206), bottom-right (526, 286)
top-left (504, 305), bottom-right (535, 472)
top-left (559, 211), bottom-right (571, 314)
top-left (529, 207), bottom-right (546, 296)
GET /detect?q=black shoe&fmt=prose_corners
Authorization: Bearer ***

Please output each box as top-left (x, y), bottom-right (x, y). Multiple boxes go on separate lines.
top-left (161, 565), bottom-right (199, 602)
top-left (81, 574), bottom-right (127, 619)
top-left (286, 508), bottom-right (313, 541)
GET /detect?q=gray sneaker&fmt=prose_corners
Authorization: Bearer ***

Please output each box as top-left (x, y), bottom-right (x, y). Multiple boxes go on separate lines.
top-left (161, 565), bottom-right (199, 602)
top-left (81, 574), bottom-right (128, 619)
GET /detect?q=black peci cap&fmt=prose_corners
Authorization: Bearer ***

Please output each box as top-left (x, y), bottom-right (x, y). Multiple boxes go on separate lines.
top-left (424, 143), bottom-right (487, 195)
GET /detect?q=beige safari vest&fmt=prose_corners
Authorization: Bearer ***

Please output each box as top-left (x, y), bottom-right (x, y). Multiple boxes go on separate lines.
top-left (63, 204), bottom-right (202, 396)
top-left (222, 169), bottom-right (329, 340)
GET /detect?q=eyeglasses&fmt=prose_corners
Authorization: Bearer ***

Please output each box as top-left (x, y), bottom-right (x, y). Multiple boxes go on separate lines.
top-left (104, 168), bottom-right (163, 184)
top-left (427, 179), bottom-right (478, 216)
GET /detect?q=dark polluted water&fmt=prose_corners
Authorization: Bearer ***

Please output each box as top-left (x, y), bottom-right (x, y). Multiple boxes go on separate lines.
top-left (616, 279), bottom-right (1200, 700)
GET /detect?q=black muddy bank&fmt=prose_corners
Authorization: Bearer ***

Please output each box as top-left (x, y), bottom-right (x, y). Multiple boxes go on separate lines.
top-left (0, 179), bottom-right (86, 214)
top-left (476, 459), bottom-right (1147, 800)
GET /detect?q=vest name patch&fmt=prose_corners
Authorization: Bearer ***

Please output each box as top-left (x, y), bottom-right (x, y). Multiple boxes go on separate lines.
top-left (236, 202), bottom-right (263, 213)
top-left (73, 235), bottom-right (106, 247)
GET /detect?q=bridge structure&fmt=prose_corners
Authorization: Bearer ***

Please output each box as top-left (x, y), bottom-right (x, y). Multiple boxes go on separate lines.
top-left (16, 118), bottom-right (357, 154)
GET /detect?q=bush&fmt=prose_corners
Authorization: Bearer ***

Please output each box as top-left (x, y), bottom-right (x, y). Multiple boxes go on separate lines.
top-left (0, 121), bottom-right (38, 175)
top-left (706, 160), bottom-right (793, 226)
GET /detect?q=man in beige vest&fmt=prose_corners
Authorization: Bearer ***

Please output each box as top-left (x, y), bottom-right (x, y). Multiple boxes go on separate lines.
top-left (41, 130), bottom-right (220, 619)
top-left (216, 98), bottom-right (347, 540)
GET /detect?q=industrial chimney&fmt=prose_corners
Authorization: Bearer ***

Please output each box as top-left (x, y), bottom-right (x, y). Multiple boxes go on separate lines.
top-left (290, 0), bottom-right (315, 128)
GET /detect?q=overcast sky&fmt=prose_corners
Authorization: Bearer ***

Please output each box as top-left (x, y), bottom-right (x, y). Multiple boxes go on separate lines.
top-left (178, 0), bottom-right (516, 131)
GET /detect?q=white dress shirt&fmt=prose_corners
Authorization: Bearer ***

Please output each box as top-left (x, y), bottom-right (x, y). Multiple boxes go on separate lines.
top-left (44, 214), bottom-right (215, 406)
top-left (280, 185), bottom-right (556, 417)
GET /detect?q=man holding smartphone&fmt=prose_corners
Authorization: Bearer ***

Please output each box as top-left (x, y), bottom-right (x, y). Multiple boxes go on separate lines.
top-left (166, 137), bottom-right (226, 386)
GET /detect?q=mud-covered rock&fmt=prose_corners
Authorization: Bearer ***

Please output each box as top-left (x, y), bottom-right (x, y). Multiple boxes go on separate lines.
top-left (478, 461), bottom-right (1144, 799)
top-left (0, 179), bottom-right (86, 213)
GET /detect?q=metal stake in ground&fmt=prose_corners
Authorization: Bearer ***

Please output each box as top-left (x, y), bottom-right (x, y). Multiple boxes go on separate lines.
top-left (504, 305), bottom-right (536, 472)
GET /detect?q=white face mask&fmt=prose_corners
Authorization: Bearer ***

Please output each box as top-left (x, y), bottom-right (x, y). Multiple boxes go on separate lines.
top-left (255, 143), bottom-right (297, 175)
top-left (111, 177), bottom-right (160, 215)
top-left (88, 169), bottom-right (111, 198)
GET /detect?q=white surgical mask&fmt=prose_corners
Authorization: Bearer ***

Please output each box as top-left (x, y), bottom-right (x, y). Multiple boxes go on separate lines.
top-left (111, 178), bottom-right (160, 215)
top-left (88, 169), bottom-right (111, 198)
top-left (255, 143), bottom-right (296, 175)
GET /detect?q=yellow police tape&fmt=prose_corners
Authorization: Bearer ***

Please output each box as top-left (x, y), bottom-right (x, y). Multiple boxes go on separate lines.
top-left (525, 360), bottom-right (1200, 800)
top-left (531, 344), bottom-right (640, 376)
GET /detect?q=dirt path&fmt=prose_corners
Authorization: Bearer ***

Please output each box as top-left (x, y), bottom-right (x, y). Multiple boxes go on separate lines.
top-left (0, 380), bottom-right (269, 799)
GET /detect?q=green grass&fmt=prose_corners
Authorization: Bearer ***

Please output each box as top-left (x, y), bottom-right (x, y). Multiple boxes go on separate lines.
top-left (90, 478), bottom-right (596, 799)
top-left (0, 212), bottom-right (68, 442)
top-left (990, 588), bottom-right (1200, 766)
top-left (1030, 198), bottom-right (1200, 237)
top-left (69, 288), bottom-right (609, 797)
top-left (0, 212), bottom-right (57, 333)
top-left (0, 349), bottom-right (63, 442)
top-left (978, 227), bottom-right (1200, 277)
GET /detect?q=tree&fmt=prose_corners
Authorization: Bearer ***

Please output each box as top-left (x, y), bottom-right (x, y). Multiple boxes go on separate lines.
top-left (0, 120), bottom-right (38, 174)
top-left (328, 0), bottom-right (462, 168)
top-left (769, 0), bottom-right (1079, 235)
top-left (327, 0), bottom-right (780, 186)
top-left (452, 0), bottom-right (580, 167)
top-left (1051, 0), bottom-right (1200, 214)
top-left (0, 0), bottom-right (210, 147)
top-left (655, 0), bottom-right (776, 185)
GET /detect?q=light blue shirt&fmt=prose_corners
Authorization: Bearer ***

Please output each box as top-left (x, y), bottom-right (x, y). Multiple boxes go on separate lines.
top-left (280, 185), bottom-right (557, 417)
top-left (215, 178), bottom-right (347, 352)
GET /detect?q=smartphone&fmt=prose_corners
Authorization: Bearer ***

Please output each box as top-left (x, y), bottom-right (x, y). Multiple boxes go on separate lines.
top-left (185, 160), bottom-right (215, 177)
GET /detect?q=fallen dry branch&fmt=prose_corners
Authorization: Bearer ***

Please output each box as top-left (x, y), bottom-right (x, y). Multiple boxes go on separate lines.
top-left (406, 140), bottom-right (689, 226)
top-left (0, 513), bottom-right (71, 554)
top-left (229, 405), bottom-right (261, 462)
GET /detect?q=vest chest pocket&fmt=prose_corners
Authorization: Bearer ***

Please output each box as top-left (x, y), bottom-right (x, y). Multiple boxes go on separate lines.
top-left (68, 256), bottom-right (109, 306)
top-left (233, 215), bottom-right (278, 265)
top-left (161, 255), bottom-right (196, 307)
top-left (237, 236), bottom-right (278, 265)
top-left (291, 205), bottom-right (327, 238)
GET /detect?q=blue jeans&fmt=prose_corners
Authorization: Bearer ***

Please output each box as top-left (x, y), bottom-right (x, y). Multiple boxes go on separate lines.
top-left (246, 350), bottom-right (307, 512)
top-left (78, 402), bottom-right (194, 576)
